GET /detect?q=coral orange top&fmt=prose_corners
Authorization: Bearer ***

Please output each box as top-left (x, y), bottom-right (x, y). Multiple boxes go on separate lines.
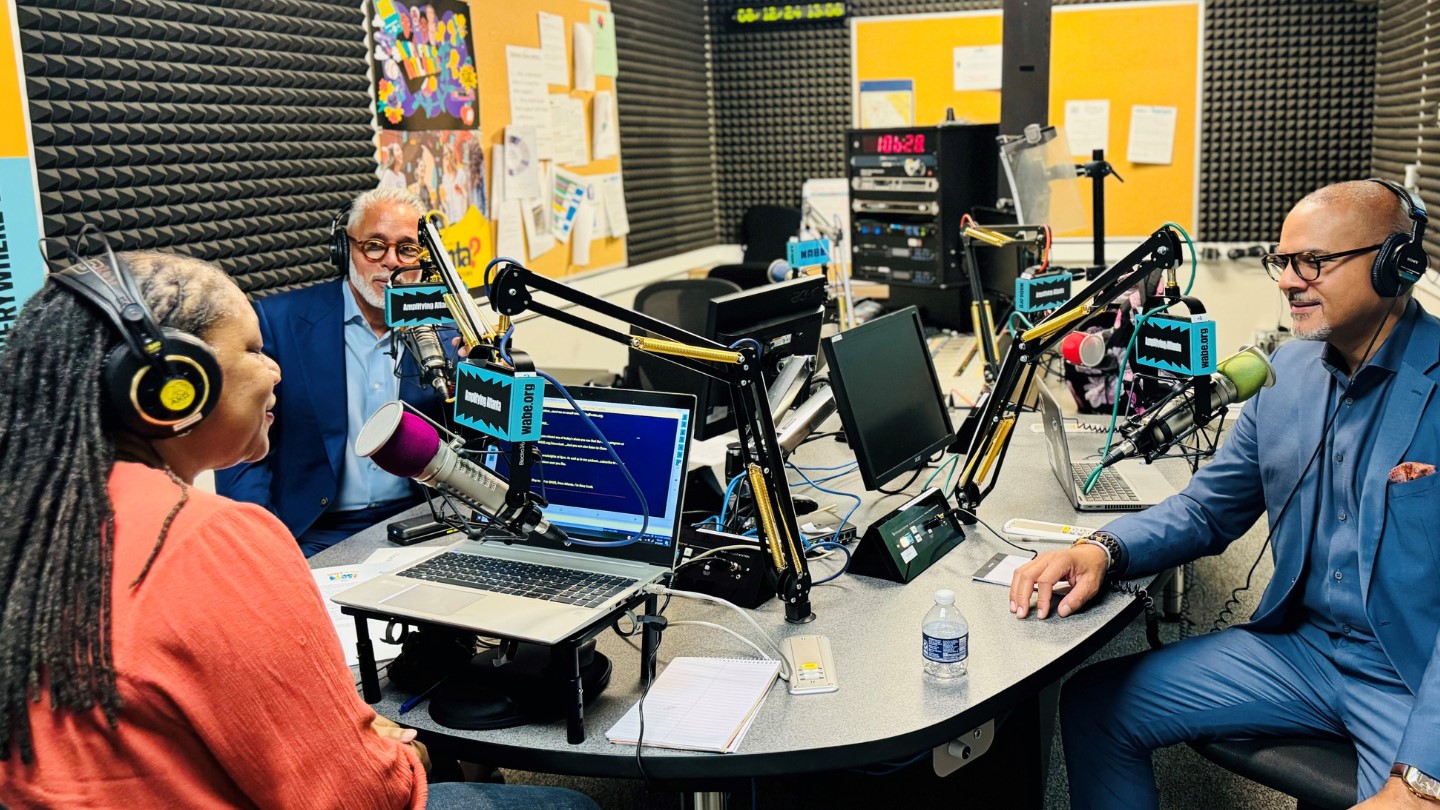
top-left (0, 462), bottom-right (426, 809)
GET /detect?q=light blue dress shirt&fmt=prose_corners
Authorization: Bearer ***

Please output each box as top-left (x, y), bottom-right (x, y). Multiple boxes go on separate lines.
top-left (1299, 299), bottom-right (1420, 684)
top-left (331, 283), bottom-right (413, 513)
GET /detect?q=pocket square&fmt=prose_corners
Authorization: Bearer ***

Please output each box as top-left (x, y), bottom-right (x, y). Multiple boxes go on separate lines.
top-left (1389, 462), bottom-right (1437, 484)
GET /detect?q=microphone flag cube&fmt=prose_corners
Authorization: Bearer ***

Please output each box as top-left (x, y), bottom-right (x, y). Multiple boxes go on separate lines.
top-left (786, 238), bottom-right (831, 269)
top-left (385, 284), bottom-right (456, 328)
top-left (1014, 272), bottom-right (1072, 314)
top-left (453, 362), bottom-right (544, 442)
top-left (1134, 313), bottom-right (1217, 376)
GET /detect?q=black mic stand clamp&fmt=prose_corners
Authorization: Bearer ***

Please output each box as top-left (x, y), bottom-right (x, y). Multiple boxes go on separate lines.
top-left (1074, 149), bottom-right (1125, 279)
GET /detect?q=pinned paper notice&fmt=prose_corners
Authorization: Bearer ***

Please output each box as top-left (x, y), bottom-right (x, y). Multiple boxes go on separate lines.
top-left (591, 10), bottom-right (619, 77)
top-left (552, 168), bottom-right (589, 244)
top-left (571, 199), bottom-right (594, 266)
top-left (507, 46), bottom-right (555, 160)
top-left (497, 199), bottom-right (527, 262)
top-left (548, 93), bottom-right (589, 167)
top-left (1064, 100), bottom-right (1110, 157)
top-left (503, 126), bottom-right (542, 202)
top-left (600, 174), bottom-right (629, 237)
top-left (523, 197), bottom-right (556, 258)
top-left (953, 45), bottom-right (1002, 91)
top-left (1127, 105), bottom-right (1178, 165)
top-left (592, 90), bottom-right (619, 160)
top-left (538, 12), bottom-right (568, 86)
top-left (573, 22), bottom-right (596, 91)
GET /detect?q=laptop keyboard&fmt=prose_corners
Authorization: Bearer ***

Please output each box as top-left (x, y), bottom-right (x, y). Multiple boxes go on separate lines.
top-left (1072, 463), bottom-right (1140, 503)
top-left (398, 552), bottom-right (636, 608)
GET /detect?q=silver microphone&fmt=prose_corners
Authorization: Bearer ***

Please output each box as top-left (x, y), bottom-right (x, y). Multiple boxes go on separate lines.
top-left (405, 324), bottom-right (451, 396)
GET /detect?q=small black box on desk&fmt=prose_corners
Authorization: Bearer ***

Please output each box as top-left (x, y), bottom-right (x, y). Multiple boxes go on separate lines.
top-left (673, 526), bottom-right (774, 609)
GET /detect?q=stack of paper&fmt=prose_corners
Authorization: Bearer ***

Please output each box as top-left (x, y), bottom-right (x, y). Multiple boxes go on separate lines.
top-left (607, 657), bottom-right (781, 753)
top-left (314, 547), bottom-right (433, 667)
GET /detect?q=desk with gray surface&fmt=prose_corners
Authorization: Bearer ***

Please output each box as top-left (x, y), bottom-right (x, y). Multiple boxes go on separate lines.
top-left (311, 413), bottom-right (1181, 801)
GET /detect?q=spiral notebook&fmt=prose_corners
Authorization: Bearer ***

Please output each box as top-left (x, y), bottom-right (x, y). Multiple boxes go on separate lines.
top-left (606, 657), bottom-right (782, 753)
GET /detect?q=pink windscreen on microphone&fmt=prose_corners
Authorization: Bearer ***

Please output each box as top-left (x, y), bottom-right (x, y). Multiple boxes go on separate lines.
top-left (369, 411), bottom-right (442, 479)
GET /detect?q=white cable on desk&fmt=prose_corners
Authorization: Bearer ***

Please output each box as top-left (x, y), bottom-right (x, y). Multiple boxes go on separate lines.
top-left (665, 620), bottom-right (787, 680)
top-left (645, 585), bottom-right (794, 678)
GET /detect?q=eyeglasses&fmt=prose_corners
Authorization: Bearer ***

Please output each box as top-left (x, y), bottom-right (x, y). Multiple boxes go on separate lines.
top-left (1261, 242), bottom-right (1385, 282)
top-left (348, 234), bottom-right (424, 264)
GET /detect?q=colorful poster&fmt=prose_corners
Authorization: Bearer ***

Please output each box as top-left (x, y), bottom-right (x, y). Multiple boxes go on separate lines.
top-left (371, 0), bottom-right (478, 131)
top-left (376, 130), bottom-right (487, 222)
top-left (1, 0), bottom-right (44, 345)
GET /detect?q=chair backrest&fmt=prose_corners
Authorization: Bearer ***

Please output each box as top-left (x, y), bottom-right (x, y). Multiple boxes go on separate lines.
top-left (624, 279), bottom-right (742, 420)
top-left (740, 205), bottom-right (802, 264)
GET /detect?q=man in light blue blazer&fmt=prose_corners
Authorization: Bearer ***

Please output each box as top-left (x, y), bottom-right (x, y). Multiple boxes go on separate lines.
top-left (217, 188), bottom-right (450, 556)
top-left (1009, 180), bottom-right (1440, 809)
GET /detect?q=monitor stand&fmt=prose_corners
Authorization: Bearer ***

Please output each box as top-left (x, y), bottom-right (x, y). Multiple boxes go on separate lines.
top-left (426, 640), bottom-right (613, 731)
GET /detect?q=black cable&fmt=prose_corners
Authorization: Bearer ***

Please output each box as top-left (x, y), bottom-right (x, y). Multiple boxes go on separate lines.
top-left (874, 463), bottom-right (926, 496)
top-left (634, 624), bottom-right (664, 790)
top-left (1212, 297), bottom-right (1400, 632)
top-left (949, 505), bottom-right (1038, 559)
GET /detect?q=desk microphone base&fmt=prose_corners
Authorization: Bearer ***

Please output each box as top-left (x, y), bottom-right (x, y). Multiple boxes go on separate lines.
top-left (429, 644), bottom-right (613, 731)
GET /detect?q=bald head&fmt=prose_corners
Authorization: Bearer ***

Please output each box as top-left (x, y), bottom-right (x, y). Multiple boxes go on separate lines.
top-left (1294, 180), bottom-right (1414, 246)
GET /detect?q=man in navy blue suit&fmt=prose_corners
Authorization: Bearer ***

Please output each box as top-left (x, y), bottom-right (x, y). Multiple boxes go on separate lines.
top-left (217, 188), bottom-right (449, 556)
top-left (1010, 180), bottom-right (1440, 809)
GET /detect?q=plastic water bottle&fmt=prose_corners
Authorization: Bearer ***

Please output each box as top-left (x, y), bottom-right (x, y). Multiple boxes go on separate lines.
top-left (922, 589), bottom-right (969, 679)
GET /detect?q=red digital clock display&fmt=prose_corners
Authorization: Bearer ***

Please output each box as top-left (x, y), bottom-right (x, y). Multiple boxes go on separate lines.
top-left (861, 133), bottom-right (927, 155)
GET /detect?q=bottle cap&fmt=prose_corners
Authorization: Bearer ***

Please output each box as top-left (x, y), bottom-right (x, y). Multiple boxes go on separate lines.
top-left (934, 589), bottom-right (955, 605)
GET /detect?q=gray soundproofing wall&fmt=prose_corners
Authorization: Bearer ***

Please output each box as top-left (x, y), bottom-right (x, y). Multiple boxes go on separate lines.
top-left (1372, 0), bottom-right (1439, 259)
top-left (612, 0), bottom-right (723, 263)
top-left (709, 0), bottom-right (1378, 244)
top-left (16, 0), bottom-right (377, 297)
top-left (1203, 0), bottom-right (1375, 243)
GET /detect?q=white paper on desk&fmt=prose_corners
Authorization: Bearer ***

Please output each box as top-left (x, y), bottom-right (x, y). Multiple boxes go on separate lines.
top-left (548, 93), bottom-right (590, 167)
top-left (953, 45), bottom-right (1002, 91)
top-left (592, 90), bottom-right (618, 160)
top-left (1064, 99), bottom-right (1110, 157)
top-left (539, 12), bottom-right (569, 86)
top-left (1127, 105), bottom-right (1177, 165)
top-left (607, 657), bottom-right (781, 753)
top-left (599, 173), bottom-right (629, 237)
top-left (497, 199), bottom-right (528, 262)
top-left (522, 196), bottom-right (556, 258)
top-left (506, 46), bottom-right (555, 160)
top-left (571, 199), bottom-right (594, 266)
top-left (573, 22), bottom-right (596, 91)
top-left (313, 564), bottom-right (404, 668)
top-left (503, 125), bottom-right (542, 202)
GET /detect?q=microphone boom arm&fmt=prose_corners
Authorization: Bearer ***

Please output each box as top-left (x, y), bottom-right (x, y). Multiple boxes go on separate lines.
top-left (950, 226), bottom-right (1186, 520)
top-left (427, 242), bottom-right (815, 623)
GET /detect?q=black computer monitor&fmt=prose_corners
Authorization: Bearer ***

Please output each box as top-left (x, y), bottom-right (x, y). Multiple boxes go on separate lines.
top-left (693, 276), bottom-right (827, 438)
top-left (821, 306), bottom-right (954, 490)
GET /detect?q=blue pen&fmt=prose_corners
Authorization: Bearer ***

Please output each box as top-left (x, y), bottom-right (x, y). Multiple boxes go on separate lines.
top-left (399, 677), bottom-right (446, 715)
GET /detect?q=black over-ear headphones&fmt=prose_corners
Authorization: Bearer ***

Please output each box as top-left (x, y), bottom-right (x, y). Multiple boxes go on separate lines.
top-left (49, 245), bottom-right (223, 439)
top-left (329, 201), bottom-right (354, 276)
top-left (1368, 178), bottom-right (1430, 297)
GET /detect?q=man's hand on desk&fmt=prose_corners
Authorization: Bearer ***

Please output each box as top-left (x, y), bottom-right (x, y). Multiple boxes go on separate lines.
top-left (371, 714), bottom-right (432, 775)
top-left (1009, 545), bottom-right (1108, 620)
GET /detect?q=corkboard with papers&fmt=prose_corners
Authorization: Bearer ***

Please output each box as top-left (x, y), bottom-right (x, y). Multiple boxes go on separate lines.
top-left (850, 1), bottom-right (1200, 239)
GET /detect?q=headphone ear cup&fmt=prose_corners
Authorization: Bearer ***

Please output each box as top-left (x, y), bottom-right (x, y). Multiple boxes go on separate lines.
top-left (1371, 234), bottom-right (1407, 298)
top-left (329, 223), bottom-right (349, 276)
top-left (103, 329), bottom-right (224, 439)
top-left (1395, 241), bottom-right (1429, 291)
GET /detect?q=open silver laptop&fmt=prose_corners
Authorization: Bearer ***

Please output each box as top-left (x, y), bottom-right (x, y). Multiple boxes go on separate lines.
top-left (334, 385), bottom-right (694, 645)
top-left (1036, 384), bottom-right (1177, 512)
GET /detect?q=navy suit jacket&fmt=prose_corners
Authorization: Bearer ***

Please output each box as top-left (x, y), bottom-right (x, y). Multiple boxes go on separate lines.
top-left (215, 279), bottom-right (450, 539)
top-left (1105, 301), bottom-right (1440, 771)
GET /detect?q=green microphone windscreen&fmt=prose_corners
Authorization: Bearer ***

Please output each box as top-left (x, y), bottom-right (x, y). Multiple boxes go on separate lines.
top-left (1217, 348), bottom-right (1275, 401)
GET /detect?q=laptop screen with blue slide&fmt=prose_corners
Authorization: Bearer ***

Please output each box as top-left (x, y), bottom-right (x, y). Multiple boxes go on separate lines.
top-left (502, 385), bottom-right (694, 568)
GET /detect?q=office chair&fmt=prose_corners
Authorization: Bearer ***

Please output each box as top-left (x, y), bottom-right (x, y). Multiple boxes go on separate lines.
top-left (622, 277), bottom-right (742, 395)
top-left (1187, 737), bottom-right (1357, 810)
top-left (708, 204), bottom-right (803, 289)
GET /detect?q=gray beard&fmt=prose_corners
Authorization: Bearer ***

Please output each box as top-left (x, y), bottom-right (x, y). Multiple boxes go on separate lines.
top-left (349, 265), bottom-right (387, 310)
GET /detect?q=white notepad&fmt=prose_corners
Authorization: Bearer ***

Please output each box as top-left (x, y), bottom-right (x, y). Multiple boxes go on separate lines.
top-left (606, 657), bottom-right (782, 753)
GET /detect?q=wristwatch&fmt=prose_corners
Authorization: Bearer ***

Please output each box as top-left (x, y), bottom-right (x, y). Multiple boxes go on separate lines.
top-left (1072, 531), bottom-right (1121, 575)
top-left (1392, 763), bottom-right (1440, 801)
